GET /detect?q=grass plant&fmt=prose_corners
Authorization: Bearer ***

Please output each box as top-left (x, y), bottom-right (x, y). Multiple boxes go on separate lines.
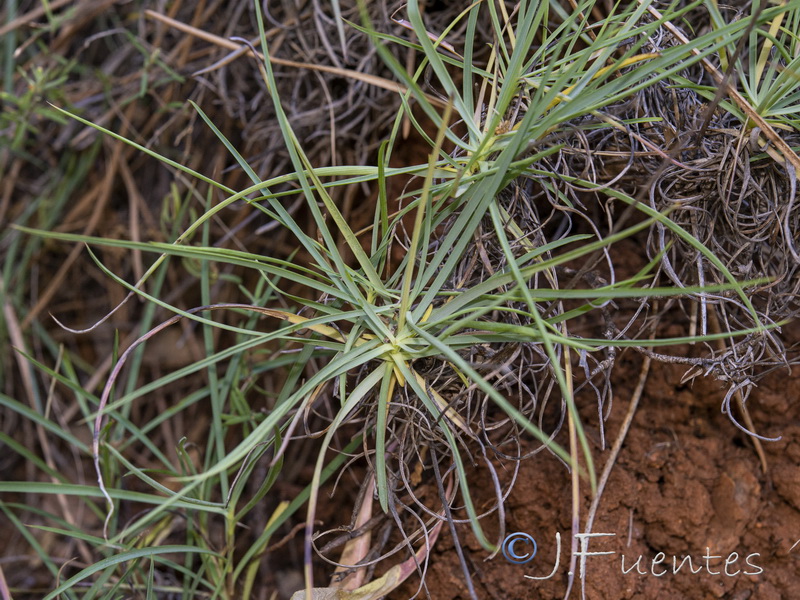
top-left (2, 1), bottom-right (800, 599)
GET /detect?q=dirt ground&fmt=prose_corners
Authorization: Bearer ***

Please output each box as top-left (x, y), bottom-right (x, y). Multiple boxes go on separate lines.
top-left (393, 328), bottom-right (800, 600)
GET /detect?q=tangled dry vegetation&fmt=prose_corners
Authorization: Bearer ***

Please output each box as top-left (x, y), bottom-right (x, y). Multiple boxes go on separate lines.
top-left (2, 1), bottom-right (800, 599)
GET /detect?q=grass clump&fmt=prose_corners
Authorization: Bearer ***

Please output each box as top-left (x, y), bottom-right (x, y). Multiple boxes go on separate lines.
top-left (2, 1), bottom-right (800, 599)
